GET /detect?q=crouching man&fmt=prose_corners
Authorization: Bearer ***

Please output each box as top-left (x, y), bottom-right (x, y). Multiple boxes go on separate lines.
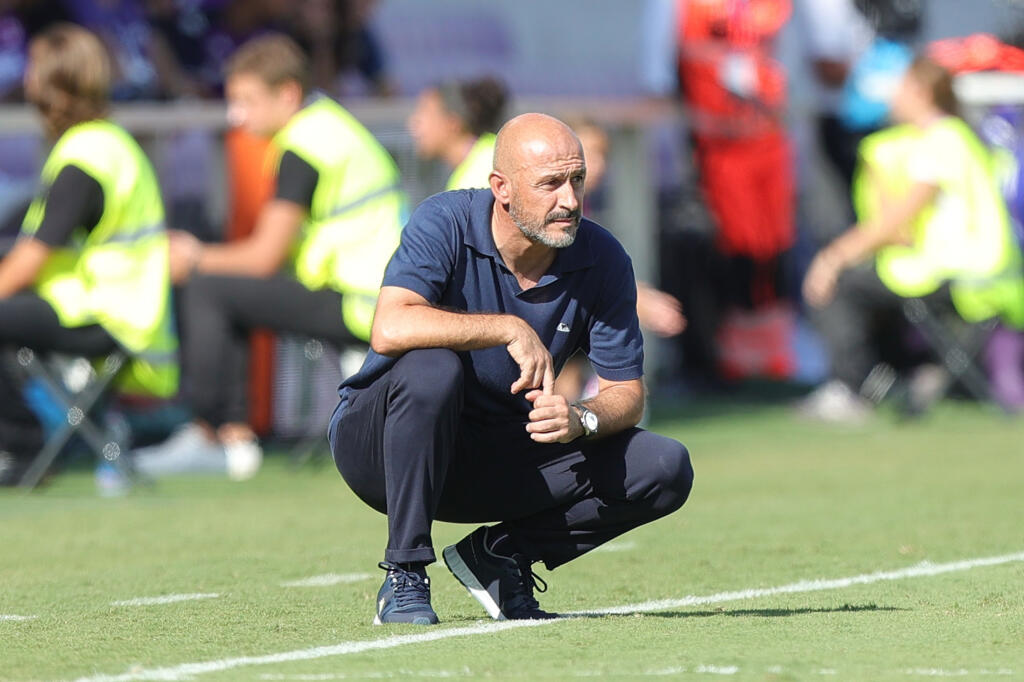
top-left (330, 113), bottom-right (694, 624)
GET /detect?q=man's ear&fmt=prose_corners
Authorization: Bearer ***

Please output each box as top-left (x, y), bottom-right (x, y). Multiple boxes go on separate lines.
top-left (489, 170), bottom-right (511, 205)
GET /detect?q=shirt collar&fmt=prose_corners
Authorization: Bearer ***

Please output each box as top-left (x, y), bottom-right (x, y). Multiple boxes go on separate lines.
top-left (464, 189), bottom-right (596, 276)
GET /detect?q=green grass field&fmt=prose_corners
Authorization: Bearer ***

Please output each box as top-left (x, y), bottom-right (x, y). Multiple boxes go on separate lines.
top-left (3, 400), bottom-right (1023, 681)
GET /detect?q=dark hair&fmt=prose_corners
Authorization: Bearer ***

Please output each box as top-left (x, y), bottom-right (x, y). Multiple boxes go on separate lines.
top-left (225, 33), bottom-right (310, 96)
top-left (29, 24), bottom-right (110, 139)
top-left (437, 76), bottom-right (508, 137)
top-left (908, 55), bottom-right (960, 118)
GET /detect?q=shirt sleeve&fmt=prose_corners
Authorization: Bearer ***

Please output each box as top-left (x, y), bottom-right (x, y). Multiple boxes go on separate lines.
top-left (380, 198), bottom-right (458, 303)
top-left (274, 150), bottom-right (319, 209)
top-left (31, 164), bottom-right (105, 247)
top-left (586, 250), bottom-right (645, 381)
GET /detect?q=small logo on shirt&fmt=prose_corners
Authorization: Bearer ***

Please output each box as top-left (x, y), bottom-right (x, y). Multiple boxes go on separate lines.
top-left (557, 322), bottom-right (571, 333)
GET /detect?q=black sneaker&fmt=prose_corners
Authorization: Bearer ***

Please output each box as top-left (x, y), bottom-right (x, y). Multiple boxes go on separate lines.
top-left (373, 561), bottom-right (439, 625)
top-left (442, 526), bottom-right (557, 620)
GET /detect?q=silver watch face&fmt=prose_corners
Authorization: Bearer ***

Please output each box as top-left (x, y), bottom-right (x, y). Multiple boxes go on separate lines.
top-left (583, 410), bottom-right (598, 433)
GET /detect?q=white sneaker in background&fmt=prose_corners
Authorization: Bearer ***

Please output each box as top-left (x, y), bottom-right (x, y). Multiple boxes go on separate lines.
top-left (131, 423), bottom-right (227, 478)
top-left (795, 380), bottom-right (873, 425)
top-left (224, 438), bottom-right (262, 481)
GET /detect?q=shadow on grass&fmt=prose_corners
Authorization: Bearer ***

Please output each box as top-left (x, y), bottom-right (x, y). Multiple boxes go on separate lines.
top-left (571, 603), bottom-right (903, 619)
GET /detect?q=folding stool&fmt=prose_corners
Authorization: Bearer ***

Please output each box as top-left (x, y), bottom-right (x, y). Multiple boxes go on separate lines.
top-left (15, 347), bottom-right (130, 489)
top-left (901, 297), bottom-right (1008, 412)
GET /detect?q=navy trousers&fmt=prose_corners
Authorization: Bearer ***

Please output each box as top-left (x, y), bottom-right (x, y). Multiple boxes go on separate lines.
top-left (329, 348), bottom-right (694, 570)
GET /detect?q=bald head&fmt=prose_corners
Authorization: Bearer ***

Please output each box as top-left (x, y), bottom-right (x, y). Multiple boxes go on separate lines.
top-left (489, 113), bottom-right (586, 251)
top-left (493, 113), bottom-right (583, 176)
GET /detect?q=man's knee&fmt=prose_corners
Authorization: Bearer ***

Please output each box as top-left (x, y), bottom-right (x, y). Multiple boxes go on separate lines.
top-left (649, 436), bottom-right (694, 514)
top-left (389, 348), bottom-right (464, 407)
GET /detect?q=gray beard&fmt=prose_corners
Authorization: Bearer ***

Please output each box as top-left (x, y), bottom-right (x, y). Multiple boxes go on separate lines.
top-left (510, 202), bottom-right (579, 249)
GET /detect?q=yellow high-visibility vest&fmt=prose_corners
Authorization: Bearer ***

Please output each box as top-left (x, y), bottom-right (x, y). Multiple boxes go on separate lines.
top-left (854, 118), bottom-right (1024, 327)
top-left (445, 133), bottom-right (496, 191)
top-left (272, 96), bottom-right (407, 341)
top-left (21, 120), bottom-right (179, 397)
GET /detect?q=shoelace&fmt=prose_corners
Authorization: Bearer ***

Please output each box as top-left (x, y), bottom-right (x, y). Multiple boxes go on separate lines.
top-left (505, 554), bottom-right (548, 614)
top-left (378, 561), bottom-right (431, 609)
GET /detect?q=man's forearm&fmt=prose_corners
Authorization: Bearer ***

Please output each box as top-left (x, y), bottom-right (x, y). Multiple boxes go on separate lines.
top-left (371, 303), bottom-right (526, 356)
top-left (196, 201), bottom-right (303, 278)
top-left (577, 380), bottom-right (645, 437)
top-left (0, 239), bottom-right (50, 299)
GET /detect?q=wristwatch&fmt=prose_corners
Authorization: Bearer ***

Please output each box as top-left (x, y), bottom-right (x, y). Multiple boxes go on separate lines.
top-left (572, 401), bottom-right (599, 438)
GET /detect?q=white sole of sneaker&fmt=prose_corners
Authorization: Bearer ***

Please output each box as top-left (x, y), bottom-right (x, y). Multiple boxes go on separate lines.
top-left (442, 544), bottom-right (505, 621)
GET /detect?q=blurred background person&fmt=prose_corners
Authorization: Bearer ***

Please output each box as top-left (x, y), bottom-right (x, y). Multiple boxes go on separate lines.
top-left (800, 55), bottom-right (1024, 422)
top-left (132, 33), bottom-right (405, 479)
top-left (0, 24), bottom-right (177, 485)
top-left (556, 117), bottom-right (687, 401)
top-left (677, 0), bottom-right (793, 271)
top-left (793, 0), bottom-right (875, 197)
top-left (407, 75), bottom-right (508, 190)
top-left (664, 0), bottom-right (795, 389)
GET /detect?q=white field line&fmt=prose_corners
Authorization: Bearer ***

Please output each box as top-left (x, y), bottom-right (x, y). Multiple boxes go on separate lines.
top-left (109, 593), bottom-right (221, 607)
top-left (258, 666), bottom-right (1019, 680)
top-left (74, 620), bottom-right (549, 682)
top-left (572, 550), bottom-right (1024, 616)
top-left (905, 670), bottom-right (1016, 677)
top-left (0, 614), bottom-right (36, 621)
top-left (260, 671), bottom-right (473, 680)
top-left (592, 541), bottom-right (636, 553)
top-left (73, 550), bottom-right (1024, 682)
top-left (280, 574), bottom-right (373, 588)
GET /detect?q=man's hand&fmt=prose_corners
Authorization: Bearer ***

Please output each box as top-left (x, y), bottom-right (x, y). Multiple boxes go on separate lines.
top-left (525, 388), bottom-right (583, 443)
top-left (636, 282), bottom-right (686, 337)
top-left (802, 249), bottom-right (842, 309)
top-left (168, 230), bottom-right (202, 284)
top-left (506, 319), bottom-right (555, 395)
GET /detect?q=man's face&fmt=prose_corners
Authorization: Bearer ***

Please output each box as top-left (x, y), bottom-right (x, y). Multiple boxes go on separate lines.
top-left (408, 89), bottom-right (461, 160)
top-left (225, 73), bottom-right (298, 138)
top-left (507, 138), bottom-right (586, 249)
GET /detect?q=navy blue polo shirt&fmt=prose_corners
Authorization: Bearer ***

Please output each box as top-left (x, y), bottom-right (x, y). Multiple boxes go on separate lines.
top-left (335, 188), bottom-right (643, 422)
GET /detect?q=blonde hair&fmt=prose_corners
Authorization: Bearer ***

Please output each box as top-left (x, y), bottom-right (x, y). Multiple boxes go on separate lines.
top-left (29, 24), bottom-right (111, 139)
top-left (225, 34), bottom-right (310, 96)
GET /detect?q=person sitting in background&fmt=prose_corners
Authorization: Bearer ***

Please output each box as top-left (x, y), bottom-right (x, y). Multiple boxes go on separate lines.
top-left (407, 75), bottom-right (509, 191)
top-left (556, 118), bottom-right (686, 401)
top-left (133, 33), bottom-right (405, 480)
top-left (800, 55), bottom-right (1024, 422)
top-left (0, 24), bottom-right (177, 485)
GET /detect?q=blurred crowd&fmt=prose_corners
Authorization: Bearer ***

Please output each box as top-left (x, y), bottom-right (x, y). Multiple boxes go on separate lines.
top-left (0, 0), bottom-right (392, 102)
top-left (3, 0), bottom-right (1024, 487)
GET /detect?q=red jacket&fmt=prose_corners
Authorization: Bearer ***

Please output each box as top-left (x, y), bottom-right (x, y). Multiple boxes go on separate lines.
top-left (677, 0), bottom-right (791, 139)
